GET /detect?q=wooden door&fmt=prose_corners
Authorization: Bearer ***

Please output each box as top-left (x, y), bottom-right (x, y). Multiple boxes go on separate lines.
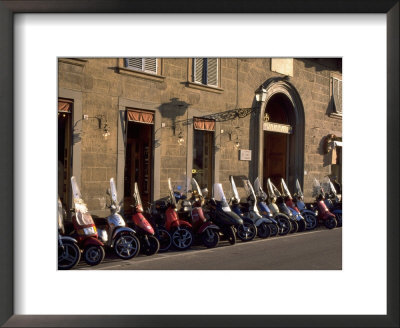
top-left (193, 129), bottom-right (214, 191)
top-left (263, 131), bottom-right (287, 189)
top-left (58, 110), bottom-right (72, 209)
top-left (124, 122), bottom-right (153, 214)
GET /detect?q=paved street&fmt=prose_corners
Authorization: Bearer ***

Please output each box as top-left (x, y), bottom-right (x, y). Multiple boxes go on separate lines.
top-left (76, 227), bottom-right (341, 270)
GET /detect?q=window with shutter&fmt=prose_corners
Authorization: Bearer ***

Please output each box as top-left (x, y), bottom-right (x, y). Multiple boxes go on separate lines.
top-left (193, 58), bottom-right (219, 87)
top-left (332, 77), bottom-right (342, 114)
top-left (125, 58), bottom-right (158, 74)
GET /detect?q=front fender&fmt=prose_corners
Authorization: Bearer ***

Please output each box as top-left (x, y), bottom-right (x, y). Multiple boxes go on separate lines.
top-left (300, 209), bottom-right (317, 216)
top-left (198, 223), bottom-right (220, 234)
top-left (82, 237), bottom-right (103, 247)
top-left (59, 236), bottom-right (78, 244)
top-left (112, 227), bottom-right (136, 241)
top-left (254, 217), bottom-right (269, 226)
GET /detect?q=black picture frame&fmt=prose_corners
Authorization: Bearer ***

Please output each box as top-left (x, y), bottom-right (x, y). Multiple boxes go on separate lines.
top-left (0, 1), bottom-right (398, 327)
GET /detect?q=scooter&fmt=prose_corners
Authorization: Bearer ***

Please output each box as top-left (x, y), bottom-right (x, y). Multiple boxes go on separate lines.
top-left (312, 178), bottom-right (337, 229)
top-left (253, 177), bottom-right (284, 236)
top-left (164, 178), bottom-right (194, 250)
top-left (280, 178), bottom-right (307, 232)
top-left (267, 178), bottom-right (298, 233)
top-left (229, 176), bottom-right (271, 238)
top-left (70, 176), bottom-right (105, 266)
top-left (177, 178), bottom-right (220, 248)
top-left (128, 182), bottom-right (160, 256)
top-left (322, 177), bottom-right (342, 227)
top-left (58, 196), bottom-right (81, 270)
top-left (96, 178), bottom-right (141, 260)
top-left (148, 200), bottom-right (173, 252)
top-left (206, 183), bottom-right (244, 245)
top-left (292, 179), bottom-right (318, 230)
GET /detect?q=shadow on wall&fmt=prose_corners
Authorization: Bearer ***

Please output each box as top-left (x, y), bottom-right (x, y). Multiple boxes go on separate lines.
top-left (155, 98), bottom-right (190, 148)
top-left (301, 58), bottom-right (342, 72)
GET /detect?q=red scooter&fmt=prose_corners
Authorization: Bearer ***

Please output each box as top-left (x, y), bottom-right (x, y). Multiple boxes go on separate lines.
top-left (164, 178), bottom-right (194, 250)
top-left (179, 178), bottom-right (220, 248)
top-left (70, 176), bottom-right (105, 266)
top-left (312, 178), bottom-right (337, 229)
top-left (130, 182), bottom-right (160, 256)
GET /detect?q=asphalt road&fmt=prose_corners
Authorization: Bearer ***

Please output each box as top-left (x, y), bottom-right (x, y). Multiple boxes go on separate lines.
top-left (76, 227), bottom-right (342, 270)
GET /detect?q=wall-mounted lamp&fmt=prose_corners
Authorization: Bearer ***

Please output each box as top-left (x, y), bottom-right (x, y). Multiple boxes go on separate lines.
top-left (83, 114), bottom-right (110, 138)
top-left (228, 129), bottom-right (240, 149)
top-left (255, 85), bottom-right (267, 103)
top-left (177, 131), bottom-right (185, 146)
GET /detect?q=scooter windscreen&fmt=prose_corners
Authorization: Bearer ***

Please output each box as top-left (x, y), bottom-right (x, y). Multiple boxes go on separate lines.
top-left (254, 177), bottom-right (263, 197)
top-left (280, 178), bottom-right (292, 198)
top-left (168, 178), bottom-right (177, 207)
top-left (229, 176), bottom-right (240, 201)
top-left (243, 179), bottom-right (262, 214)
top-left (110, 177), bottom-right (118, 205)
top-left (295, 179), bottom-right (304, 198)
top-left (212, 183), bottom-right (231, 212)
top-left (191, 178), bottom-right (203, 197)
top-left (133, 182), bottom-right (143, 206)
top-left (322, 177), bottom-right (337, 196)
top-left (267, 178), bottom-right (281, 198)
top-left (71, 176), bottom-right (88, 213)
top-left (312, 178), bottom-right (324, 198)
top-left (58, 196), bottom-right (64, 231)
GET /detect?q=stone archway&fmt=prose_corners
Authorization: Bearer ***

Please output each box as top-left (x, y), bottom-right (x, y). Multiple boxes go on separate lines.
top-left (254, 79), bottom-right (305, 191)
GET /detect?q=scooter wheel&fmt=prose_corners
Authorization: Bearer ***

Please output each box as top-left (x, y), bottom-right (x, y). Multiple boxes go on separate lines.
top-left (171, 227), bottom-right (193, 251)
top-left (334, 212), bottom-right (342, 227)
top-left (237, 222), bottom-right (257, 242)
top-left (276, 215), bottom-right (291, 235)
top-left (114, 232), bottom-right (140, 259)
top-left (83, 245), bottom-right (105, 266)
top-left (157, 228), bottom-right (172, 252)
top-left (201, 229), bottom-right (219, 248)
top-left (325, 217), bottom-right (337, 229)
top-left (303, 213), bottom-right (318, 230)
top-left (257, 222), bottom-right (271, 239)
top-left (268, 223), bottom-right (279, 237)
top-left (224, 226), bottom-right (236, 245)
top-left (141, 235), bottom-right (160, 256)
top-left (297, 219), bottom-right (307, 232)
top-left (289, 220), bottom-right (298, 233)
top-left (58, 240), bottom-right (81, 270)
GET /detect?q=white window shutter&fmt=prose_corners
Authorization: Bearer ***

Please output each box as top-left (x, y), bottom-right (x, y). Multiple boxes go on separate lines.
top-left (194, 58), bottom-right (204, 83)
top-left (125, 58), bottom-right (143, 70)
top-left (125, 58), bottom-right (157, 74)
top-left (207, 58), bottom-right (218, 86)
top-left (144, 58), bottom-right (157, 73)
top-left (332, 78), bottom-right (342, 113)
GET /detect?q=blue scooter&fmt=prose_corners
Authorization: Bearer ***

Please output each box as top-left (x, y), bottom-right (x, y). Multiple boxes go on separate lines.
top-left (254, 177), bottom-right (290, 236)
top-left (292, 179), bottom-right (318, 230)
top-left (229, 176), bottom-right (271, 238)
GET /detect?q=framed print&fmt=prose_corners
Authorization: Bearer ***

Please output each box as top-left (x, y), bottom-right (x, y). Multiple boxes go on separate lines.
top-left (0, 1), bottom-right (398, 327)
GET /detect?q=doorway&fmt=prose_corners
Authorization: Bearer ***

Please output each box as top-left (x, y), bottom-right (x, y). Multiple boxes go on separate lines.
top-left (263, 132), bottom-right (288, 188)
top-left (263, 93), bottom-right (292, 190)
top-left (58, 99), bottom-right (73, 209)
top-left (192, 129), bottom-right (214, 191)
top-left (124, 121), bottom-right (153, 214)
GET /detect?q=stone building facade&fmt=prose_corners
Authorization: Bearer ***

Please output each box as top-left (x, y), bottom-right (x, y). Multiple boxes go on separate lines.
top-left (58, 58), bottom-right (342, 217)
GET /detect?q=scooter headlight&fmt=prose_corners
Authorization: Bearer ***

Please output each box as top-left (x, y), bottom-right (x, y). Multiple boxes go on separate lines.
top-left (79, 226), bottom-right (96, 235)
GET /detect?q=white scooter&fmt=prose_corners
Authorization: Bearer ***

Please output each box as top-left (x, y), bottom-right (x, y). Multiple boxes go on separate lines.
top-left (58, 196), bottom-right (81, 270)
top-left (229, 176), bottom-right (271, 238)
top-left (97, 178), bottom-right (141, 260)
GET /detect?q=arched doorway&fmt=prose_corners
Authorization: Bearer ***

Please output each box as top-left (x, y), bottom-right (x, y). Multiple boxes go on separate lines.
top-left (255, 80), bottom-right (305, 192)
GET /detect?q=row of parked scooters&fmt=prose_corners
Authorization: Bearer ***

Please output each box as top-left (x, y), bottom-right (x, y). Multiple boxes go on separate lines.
top-left (58, 175), bottom-right (342, 270)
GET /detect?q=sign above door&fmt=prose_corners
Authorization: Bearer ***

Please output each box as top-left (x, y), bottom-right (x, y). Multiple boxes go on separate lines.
top-left (263, 122), bottom-right (293, 134)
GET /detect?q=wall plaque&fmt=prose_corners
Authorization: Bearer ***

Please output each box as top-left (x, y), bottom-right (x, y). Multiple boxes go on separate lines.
top-left (239, 149), bottom-right (252, 161)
